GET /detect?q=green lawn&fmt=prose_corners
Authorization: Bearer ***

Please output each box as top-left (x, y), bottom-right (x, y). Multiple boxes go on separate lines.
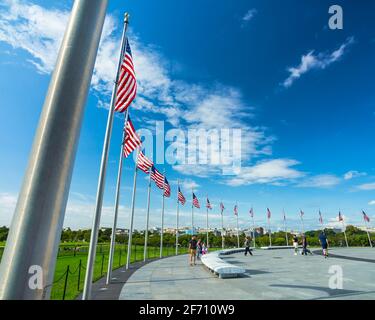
top-left (51, 244), bottom-right (192, 300)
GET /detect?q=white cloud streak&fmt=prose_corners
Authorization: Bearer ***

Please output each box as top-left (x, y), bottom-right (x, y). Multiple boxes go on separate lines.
top-left (283, 37), bottom-right (354, 88)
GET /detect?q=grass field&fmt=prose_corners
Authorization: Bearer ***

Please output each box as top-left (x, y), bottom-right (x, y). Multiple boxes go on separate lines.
top-left (0, 242), bottom-right (194, 300)
top-left (51, 243), bottom-right (192, 300)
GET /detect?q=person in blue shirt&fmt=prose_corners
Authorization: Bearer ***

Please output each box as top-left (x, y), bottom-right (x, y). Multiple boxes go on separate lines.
top-left (318, 231), bottom-right (329, 258)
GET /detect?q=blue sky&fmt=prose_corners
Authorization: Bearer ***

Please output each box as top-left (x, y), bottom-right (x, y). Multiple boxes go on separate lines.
top-left (0, 0), bottom-right (375, 233)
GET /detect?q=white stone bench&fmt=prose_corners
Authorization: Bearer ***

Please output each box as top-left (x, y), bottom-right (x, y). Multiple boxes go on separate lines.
top-left (201, 249), bottom-right (246, 278)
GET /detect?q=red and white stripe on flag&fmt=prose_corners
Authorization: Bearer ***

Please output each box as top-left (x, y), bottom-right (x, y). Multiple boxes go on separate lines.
top-left (363, 211), bottom-right (370, 223)
top-left (114, 38), bottom-right (137, 113)
top-left (192, 193), bottom-right (200, 208)
top-left (164, 177), bottom-right (171, 197)
top-left (137, 151), bottom-right (153, 173)
top-left (338, 212), bottom-right (344, 222)
top-left (150, 166), bottom-right (164, 189)
top-left (206, 198), bottom-right (212, 210)
top-left (220, 202), bottom-right (225, 213)
top-left (178, 187), bottom-right (186, 205)
top-left (267, 208), bottom-right (271, 219)
top-left (123, 117), bottom-right (141, 158)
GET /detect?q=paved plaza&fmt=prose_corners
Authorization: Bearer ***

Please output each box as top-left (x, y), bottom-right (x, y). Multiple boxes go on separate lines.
top-left (119, 248), bottom-right (375, 300)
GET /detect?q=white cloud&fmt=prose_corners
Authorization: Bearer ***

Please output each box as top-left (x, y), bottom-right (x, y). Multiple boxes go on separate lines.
top-left (343, 170), bottom-right (366, 180)
top-left (0, 0), bottom-right (69, 73)
top-left (325, 215), bottom-right (350, 230)
top-left (225, 159), bottom-right (304, 186)
top-left (368, 200), bottom-right (375, 206)
top-left (283, 37), bottom-right (354, 88)
top-left (297, 174), bottom-right (341, 188)
top-left (357, 182), bottom-right (375, 191)
top-left (241, 9), bottom-right (257, 26)
top-left (179, 179), bottom-right (200, 191)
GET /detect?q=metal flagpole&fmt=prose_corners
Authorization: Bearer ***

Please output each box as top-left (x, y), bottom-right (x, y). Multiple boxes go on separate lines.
top-left (252, 213), bottom-right (256, 248)
top-left (160, 169), bottom-right (166, 258)
top-left (364, 218), bottom-right (373, 248)
top-left (300, 210), bottom-right (305, 234)
top-left (342, 221), bottom-right (349, 248)
top-left (206, 196), bottom-right (209, 248)
top-left (284, 209), bottom-right (289, 246)
top-left (0, 0), bottom-right (108, 300)
top-left (143, 167), bottom-right (152, 261)
top-left (191, 188), bottom-right (194, 235)
top-left (175, 180), bottom-right (180, 255)
top-left (126, 147), bottom-right (140, 269)
top-left (236, 212), bottom-right (240, 248)
top-left (237, 213), bottom-right (240, 248)
top-left (268, 217), bottom-right (272, 247)
top-left (82, 13), bottom-right (129, 300)
top-left (106, 110), bottom-right (129, 285)
top-left (221, 203), bottom-right (225, 249)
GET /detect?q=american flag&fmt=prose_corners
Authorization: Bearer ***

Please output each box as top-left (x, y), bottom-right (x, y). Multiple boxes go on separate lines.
top-left (137, 151), bottom-right (153, 173)
top-left (123, 116), bottom-right (142, 158)
top-left (338, 211), bottom-right (344, 222)
top-left (362, 210), bottom-right (370, 223)
top-left (319, 211), bottom-right (323, 224)
top-left (234, 205), bottom-right (238, 216)
top-left (220, 202), bottom-right (225, 214)
top-left (250, 208), bottom-right (254, 218)
top-left (192, 193), bottom-right (200, 208)
top-left (206, 198), bottom-right (212, 210)
top-left (267, 208), bottom-right (271, 219)
top-left (178, 187), bottom-right (186, 205)
top-left (150, 166), bottom-right (164, 189)
top-left (163, 177), bottom-right (171, 197)
top-left (114, 38), bottom-right (137, 113)
top-left (300, 210), bottom-right (304, 217)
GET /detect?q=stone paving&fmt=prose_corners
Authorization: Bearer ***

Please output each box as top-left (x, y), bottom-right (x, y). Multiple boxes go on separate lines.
top-left (119, 248), bottom-right (375, 300)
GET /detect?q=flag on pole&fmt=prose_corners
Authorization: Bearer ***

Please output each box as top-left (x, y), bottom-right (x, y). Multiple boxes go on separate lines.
top-left (220, 202), bottom-right (225, 214)
top-left (206, 198), bottom-right (212, 210)
top-left (234, 205), bottom-right (238, 216)
top-left (250, 208), bottom-right (254, 218)
top-left (163, 177), bottom-right (171, 197)
top-left (363, 210), bottom-right (370, 223)
top-left (319, 210), bottom-right (323, 224)
top-left (338, 211), bottom-right (344, 222)
top-left (300, 210), bottom-right (304, 217)
top-left (267, 208), bottom-right (271, 219)
top-left (283, 211), bottom-right (286, 221)
top-left (114, 38), bottom-right (137, 113)
top-left (150, 166), bottom-right (164, 189)
top-left (137, 151), bottom-right (153, 173)
top-left (178, 187), bottom-right (186, 205)
top-left (123, 116), bottom-right (142, 157)
top-left (192, 193), bottom-right (200, 208)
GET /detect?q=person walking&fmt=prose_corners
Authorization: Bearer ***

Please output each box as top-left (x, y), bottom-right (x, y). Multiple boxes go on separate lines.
top-left (202, 242), bottom-right (208, 255)
top-left (196, 239), bottom-right (203, 260)
top-left (301, 234), bottom-right (312, 255)
top-left (244, 236), bottom-right (253, 256)
top-left (319, 231), bottom-right (329, 258)
top-left (189, 235), bottom-right (198, 266)
top-left (292, 234), bottom-right (299, 255)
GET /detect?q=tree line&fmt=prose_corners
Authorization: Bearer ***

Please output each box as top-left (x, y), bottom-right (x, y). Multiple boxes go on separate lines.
top-left (0, 225), bottom-right (372, 248)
